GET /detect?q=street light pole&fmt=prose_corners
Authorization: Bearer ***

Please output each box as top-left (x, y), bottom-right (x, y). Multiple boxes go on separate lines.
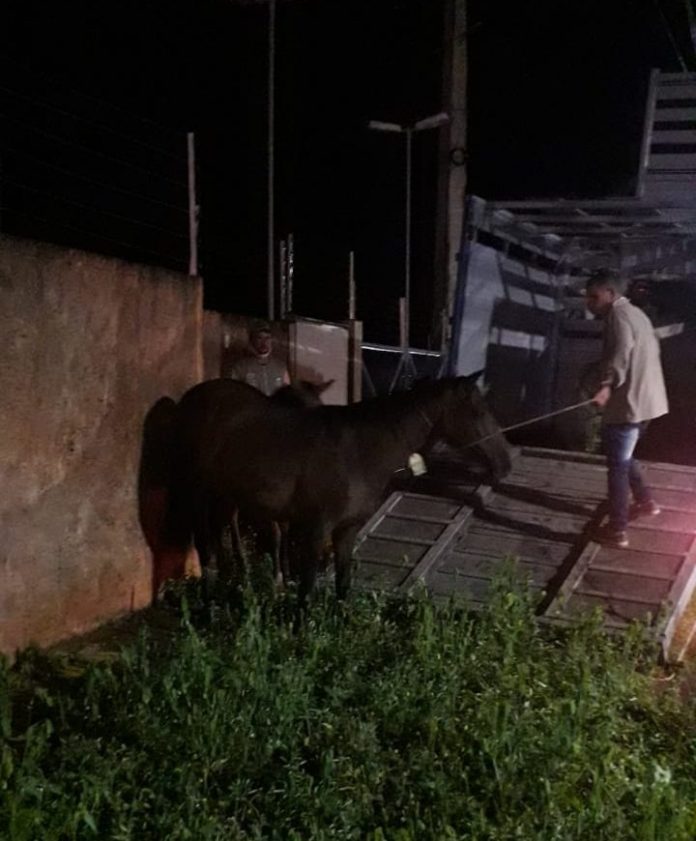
top-left (404, 127), bottom-right (412, 345)
top-left (368, 112), bottom-right (449, 351)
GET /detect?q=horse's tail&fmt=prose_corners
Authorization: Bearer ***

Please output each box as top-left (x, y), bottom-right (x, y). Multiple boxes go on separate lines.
top-left (138, 396), bottom-right (194, 597)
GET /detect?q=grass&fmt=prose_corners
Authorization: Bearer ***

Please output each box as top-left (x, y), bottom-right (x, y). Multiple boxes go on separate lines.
top-left (2, 568), bottom-right (696, 840)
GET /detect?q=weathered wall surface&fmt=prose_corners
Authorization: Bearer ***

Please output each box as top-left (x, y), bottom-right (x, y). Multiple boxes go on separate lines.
top-left (0, 236), bottom-right (202, 655)
top-left (202, 310), bottom-right (222, 380)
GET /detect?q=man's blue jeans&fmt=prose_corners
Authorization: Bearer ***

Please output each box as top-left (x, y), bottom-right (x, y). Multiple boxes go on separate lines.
top-left (601, 422), bottom-right (650, 532)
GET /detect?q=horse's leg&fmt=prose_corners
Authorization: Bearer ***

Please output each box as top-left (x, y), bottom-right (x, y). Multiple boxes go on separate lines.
top-left (192, 500), bottom-right (215, 599)
top-left (275, 521), bottom-right (292, 587)
top-left (331, 522), bottom-right (361, 600)
top-left (229, 508), bottom-right (248, 584)
top-left (297, 521), bottom-right (325, 607)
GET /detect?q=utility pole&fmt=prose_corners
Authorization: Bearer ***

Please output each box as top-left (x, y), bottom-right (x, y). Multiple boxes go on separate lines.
top-left (433, 0), bottom-right (467, 350)
top-left (267, 0), bottom-right (276, 320)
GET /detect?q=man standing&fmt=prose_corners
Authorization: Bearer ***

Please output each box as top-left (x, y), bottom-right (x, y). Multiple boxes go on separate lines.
top-left (226, 320), bottom-right (290, 396)
top-left (585, 271), bottom-right (669, 549)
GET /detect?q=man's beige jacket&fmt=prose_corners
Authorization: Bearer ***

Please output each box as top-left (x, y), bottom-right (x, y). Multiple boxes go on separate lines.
top-left (600, 297), bottom-right (669, 425)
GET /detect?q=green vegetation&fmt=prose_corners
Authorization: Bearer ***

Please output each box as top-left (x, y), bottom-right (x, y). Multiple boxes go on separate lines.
top-left (2, 571), bottom-right (696, 840)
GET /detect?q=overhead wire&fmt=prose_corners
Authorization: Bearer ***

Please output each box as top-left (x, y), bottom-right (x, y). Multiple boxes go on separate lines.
top-left (0, 53), bottom-right (183, 139)
top-left (0, 82), bottom-right (186, 163)
top-left (0, 110), bottom-right (188, 190)
top-left (3, 177), bottom-right (188, 240)
top-left (0, 205), bottom-right (184, 267)
top-left (0, 144), bottom-right (188, 215)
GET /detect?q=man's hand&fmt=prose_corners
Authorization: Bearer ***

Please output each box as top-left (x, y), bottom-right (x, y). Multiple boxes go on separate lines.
top-left (591, 385), bottom-right (612, 408)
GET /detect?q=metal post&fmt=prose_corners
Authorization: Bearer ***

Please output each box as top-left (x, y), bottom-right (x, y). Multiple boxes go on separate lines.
top-left (348, 250), bottom-right (356, 320)
top-left (287, 232), bottom-right (294, 314)
top-left (187, 132), bottom-right (198, 277)
top-left (398, 296), bottom-right (408, 350)
top-left (267, 0), bottom-right (276, 320)
top-left (279, 239), bottom-right (287, 318)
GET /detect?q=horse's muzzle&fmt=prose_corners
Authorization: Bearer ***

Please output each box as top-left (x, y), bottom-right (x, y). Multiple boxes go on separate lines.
top-left (482, 439), bottom-right (513, 480)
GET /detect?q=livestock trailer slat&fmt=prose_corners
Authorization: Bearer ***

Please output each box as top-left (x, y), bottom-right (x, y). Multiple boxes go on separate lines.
top-left (651, 106), bottom-right (696, 121)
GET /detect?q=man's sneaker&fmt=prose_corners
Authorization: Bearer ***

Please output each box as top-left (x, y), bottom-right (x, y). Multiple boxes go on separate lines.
top-left (630, 499), bottom-right (661, 519)
top-left (594, 526), bottom-right (629, 549)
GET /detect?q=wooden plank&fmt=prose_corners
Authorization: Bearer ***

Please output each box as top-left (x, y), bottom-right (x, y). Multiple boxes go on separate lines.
top-left (540, 612), bottom-right (630, 632)
top-left (510, 460), bottom-right (606, 482)
top-left (383, 512), bottom-right (459, 526)
top-left (459, 530), bottom-right (573, 566)
top-left (590, 550), bottom-right (684, 580)
top-left (623, 529), bottom-right (694, 555)
top-left (659, 536), bottom-right (696, 661)
top-left (353, 560), bottom-right (413, 590)
top-left (519, 446), bottom-right (606, 466)
top-left (542, 541), bottom-right (601, 618)
top-left (643, 467), bottom-right (696, 491)
top-left (648, 488), bottom-right (696, 511)
top-left (391, 493), bottom-right (466, 520)
top-left (507, 469), bottom-right (606, 491)
top-left (498, 476), bottom-right (605, 504)
top-left (471, 509), bottom-right (589, 536)
top-left (428, 567), bottom-right (545, 601)
top-left (372, 516), bottom-right (449, 542)
top-left (483, 493), bottom-right (598, 519)
top-left (354, 492), bottom-right (402, 551)
top-left (575, 588), bottom-right (667, 609)
top-left (399, 496), bottom-right (480, 591)
top-left (365, 532), bottom-right (436, 548)
top-left (436, 551), bottom-right (558, 586)
top-left (577, 569), bottom-right (673, 604)
top-left (626, 510), bottom-right (696, 533)
top-left (563, 592), bottom-right (657, 625)
top-left (356, 538), bottom-right (427, 566)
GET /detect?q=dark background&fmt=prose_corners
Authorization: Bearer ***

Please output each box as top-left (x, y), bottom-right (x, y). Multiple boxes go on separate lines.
top-left (1, 0), bottom-right (694, 345)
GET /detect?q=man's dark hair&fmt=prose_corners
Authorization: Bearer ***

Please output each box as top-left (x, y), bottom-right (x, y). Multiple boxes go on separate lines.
top-left (585, 269), bottom-right (627, 296)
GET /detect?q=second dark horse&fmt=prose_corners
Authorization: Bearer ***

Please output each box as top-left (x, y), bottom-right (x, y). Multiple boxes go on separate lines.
top-left (171, 375), bottom-right (512, 602)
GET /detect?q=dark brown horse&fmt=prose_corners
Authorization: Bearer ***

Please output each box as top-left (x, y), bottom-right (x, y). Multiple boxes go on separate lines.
top-left (170, 374), bottom-right (511, 602)
top-left (170, 378), bottom-right (331, 584)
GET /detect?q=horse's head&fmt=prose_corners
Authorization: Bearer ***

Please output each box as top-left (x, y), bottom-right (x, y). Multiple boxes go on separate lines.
top-left (271, 379), bottom-right (334, 408)
top-left (438, 373), bottom-right (512, 480)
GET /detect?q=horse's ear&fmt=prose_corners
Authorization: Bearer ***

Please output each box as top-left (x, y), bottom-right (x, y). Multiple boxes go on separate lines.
top-left (459, 370), bottom-right (485, 389)
top-left (316, 379), bottom-right (335, 394)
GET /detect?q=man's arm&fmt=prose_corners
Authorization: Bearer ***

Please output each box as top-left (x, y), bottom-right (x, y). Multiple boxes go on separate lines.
top-left (592, 312), bottom-right (634, 406)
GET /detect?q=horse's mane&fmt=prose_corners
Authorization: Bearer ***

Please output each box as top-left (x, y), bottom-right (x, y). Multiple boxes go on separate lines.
top-left (284, 379), bottom-right (452, 434)
top-left (346, 378), bottom-right (449, 417)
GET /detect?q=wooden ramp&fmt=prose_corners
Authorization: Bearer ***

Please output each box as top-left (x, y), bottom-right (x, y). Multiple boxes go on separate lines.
top-left (353, 447), bottom-right (696, 662)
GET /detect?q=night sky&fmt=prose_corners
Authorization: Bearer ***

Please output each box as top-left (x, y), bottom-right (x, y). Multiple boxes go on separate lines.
top-left (1, 0), bottom-right (693, 346)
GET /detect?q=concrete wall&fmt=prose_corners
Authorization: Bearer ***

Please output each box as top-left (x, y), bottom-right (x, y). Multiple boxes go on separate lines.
top-left (0, 236), bottom-right (202, 655)
top-left (202, 310), bottom-right (222, 381)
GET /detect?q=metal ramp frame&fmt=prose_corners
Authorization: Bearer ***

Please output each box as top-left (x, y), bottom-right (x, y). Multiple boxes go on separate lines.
top-left (353, 446), bottom-right (696, 662)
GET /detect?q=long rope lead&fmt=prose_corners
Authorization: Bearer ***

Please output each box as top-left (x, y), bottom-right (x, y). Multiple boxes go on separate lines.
top-left (462, 398), bottom-right (595, 450)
